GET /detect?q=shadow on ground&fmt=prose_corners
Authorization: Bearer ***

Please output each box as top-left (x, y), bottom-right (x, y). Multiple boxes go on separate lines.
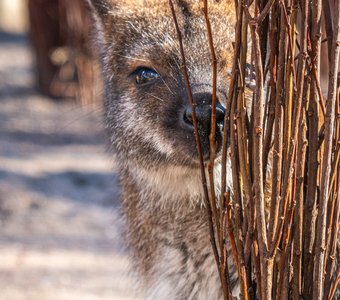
top-left (0, 32), bottom-right (136, 300)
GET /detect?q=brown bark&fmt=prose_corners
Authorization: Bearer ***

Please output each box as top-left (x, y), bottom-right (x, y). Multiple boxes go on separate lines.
top-left (313, 1), bottom-right (340, 297)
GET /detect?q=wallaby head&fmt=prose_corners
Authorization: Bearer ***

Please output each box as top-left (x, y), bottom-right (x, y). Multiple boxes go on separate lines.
top-left (89, 0), bottom-right (235, 174)
top-left (88, 1), bottom-right (239, 298)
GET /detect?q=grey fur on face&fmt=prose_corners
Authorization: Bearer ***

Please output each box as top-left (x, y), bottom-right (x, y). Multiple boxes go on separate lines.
top-left (88, 0), bottom-right (237, 298)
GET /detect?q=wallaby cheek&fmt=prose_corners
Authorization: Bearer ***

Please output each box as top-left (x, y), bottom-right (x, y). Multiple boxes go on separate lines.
top-left (114, 91), bottom-right (174, 157)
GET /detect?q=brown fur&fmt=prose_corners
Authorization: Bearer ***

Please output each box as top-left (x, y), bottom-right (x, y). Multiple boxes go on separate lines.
top-left (88, 1), bottom-right (238, 298)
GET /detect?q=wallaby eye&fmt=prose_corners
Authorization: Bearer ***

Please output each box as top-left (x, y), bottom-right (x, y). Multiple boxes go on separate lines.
top-left (135, 67), bottom-right (159, 84)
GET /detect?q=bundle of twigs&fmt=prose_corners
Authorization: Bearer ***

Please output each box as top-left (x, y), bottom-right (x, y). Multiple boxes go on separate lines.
top-left (169, 0), bottom-right (339, 299)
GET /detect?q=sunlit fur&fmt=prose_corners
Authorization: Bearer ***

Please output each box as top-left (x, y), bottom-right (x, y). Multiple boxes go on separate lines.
top-left (88, 0), bottom-right (238, 298)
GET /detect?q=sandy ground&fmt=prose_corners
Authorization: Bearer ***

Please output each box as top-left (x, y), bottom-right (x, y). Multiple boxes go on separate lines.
top-left (0, 32), bottom-right (137, 300)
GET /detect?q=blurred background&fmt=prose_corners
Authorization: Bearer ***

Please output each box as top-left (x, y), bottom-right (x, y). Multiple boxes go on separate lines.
top-left (0, 1), bottom-right (136, 299)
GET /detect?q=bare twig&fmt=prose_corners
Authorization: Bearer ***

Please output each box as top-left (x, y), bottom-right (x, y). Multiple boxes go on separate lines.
top-left (292, 74), bottom-right (309, 300)
top-left (168, 0), bottom-right (221, 285)
top-left (204, 0), bottom-right (220, 242)
top-left (267, 4), bottom-right (287, 246)
top-left (328, 266), bottom-right (340, 300)
top-left (302, 0), bottom-right (322, 296)
top-left (249, 19), bottom-right (271, 299)
top-left (324, 170), bottom-right (339, 299)
top-left (313, 1), bottom-right (340, 298)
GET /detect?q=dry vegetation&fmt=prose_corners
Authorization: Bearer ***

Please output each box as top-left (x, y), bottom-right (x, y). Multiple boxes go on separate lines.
top-left (170, 0), bottom-right (339, 299)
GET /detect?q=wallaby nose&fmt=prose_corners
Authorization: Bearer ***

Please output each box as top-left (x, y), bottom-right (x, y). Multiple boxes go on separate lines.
top-left (183, 93), bottom-right (225, 132)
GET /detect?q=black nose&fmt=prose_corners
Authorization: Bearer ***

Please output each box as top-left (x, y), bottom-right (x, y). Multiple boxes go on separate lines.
top-left (183, 94), bottom-right (225, 132)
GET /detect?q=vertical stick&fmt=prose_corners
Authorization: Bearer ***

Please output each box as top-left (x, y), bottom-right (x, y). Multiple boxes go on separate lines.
top-left (168, 0), bottom-right (222, 287)
top-left (230, 82), bottom-right (248, 300)
top-left (328, 266), bottom-right (340, 300)
top-left (324, 171), bottom-right (339, 299)
top-left (262, 2), bottom-right (278, 182)
top-left (302, 0), bottom-right (322, 295)
top-left (250, 21), bottom-right (270, 299)
top-left (203, 0), bottom-right (221, 248)
top-left (312, 1), bottom-right (340, 298)
top-left (267, 5), bottom-right (287, 245)
top-left (223, 2), bottom-right (251, 299)
top-left (292, 77), bottom-right (309, 300)
top-left (268, 0), bottom-right (306, 280)
top-left (203, 2), bottom-right (231, 298)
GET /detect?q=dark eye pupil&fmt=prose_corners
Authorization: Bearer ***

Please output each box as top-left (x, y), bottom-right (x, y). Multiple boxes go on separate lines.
top-left (136, 69), bottom-right (159, 84)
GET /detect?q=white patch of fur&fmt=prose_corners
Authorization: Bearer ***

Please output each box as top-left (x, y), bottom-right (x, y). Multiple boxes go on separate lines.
top-left (128, 154), bottom-right (233, 210)
top-left (130, 164), bottom-right (203, 205)
top-left (145, 246), bottom-right (222, 300)
top-left (118, 93), bottom-right (175, 156)
top-left (145, 280), bottom-right (173, 300)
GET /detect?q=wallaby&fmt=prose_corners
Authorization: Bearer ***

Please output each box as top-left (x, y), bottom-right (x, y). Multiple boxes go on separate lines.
top-left (88, 1), bottom-right (238, 299)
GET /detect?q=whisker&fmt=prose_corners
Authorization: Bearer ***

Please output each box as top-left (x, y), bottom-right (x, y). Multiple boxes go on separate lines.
top-left (144, 92), bottom-right (166, 103)
top-left (151, 65), bottom-right (176, 95)
top-left (115, 53), bottom-right (149, 63)
top-left (60, 107), bottom-right (103, 130)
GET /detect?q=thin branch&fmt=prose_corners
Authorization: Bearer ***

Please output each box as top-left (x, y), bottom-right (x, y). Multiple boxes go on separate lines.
top-left (328, 266), bottom-right (340, 300)
top-left (302, 0), bottom-right (322, 295)
top-left (324, 170), bottom-right (339, 299)
top-left (292, 71), bottom-right (309, 300)
top-left (313, 0), bottom-right (340, 297)
top-left (204, 0), bottom-right (220, 241)
top-left (267, 5), bottom-right (287, 246)
top-left (249, 19), bottom-right (270, 299)
top-left (168, 0), bottom-right (221, 284)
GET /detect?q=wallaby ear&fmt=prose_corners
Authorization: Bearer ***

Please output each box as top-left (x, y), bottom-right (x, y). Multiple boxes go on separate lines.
top-left (86, 0), bottom-right (113, 20)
